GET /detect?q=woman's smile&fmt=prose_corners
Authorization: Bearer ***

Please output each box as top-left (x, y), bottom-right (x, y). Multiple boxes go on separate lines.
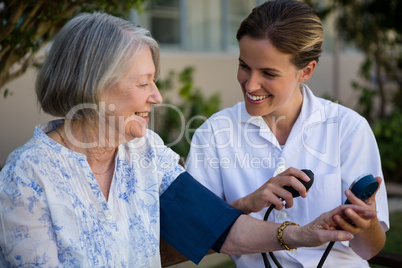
top-left (245, 91), bottom-right (271, 103)
top-left (135, 111), bottom-right (150, 121)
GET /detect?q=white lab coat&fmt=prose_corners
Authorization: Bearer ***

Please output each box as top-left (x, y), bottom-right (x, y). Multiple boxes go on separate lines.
top-left (186, 84), bottom-right (389, 268)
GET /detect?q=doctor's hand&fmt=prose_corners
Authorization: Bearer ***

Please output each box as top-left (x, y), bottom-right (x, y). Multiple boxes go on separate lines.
top-left (332, 177), bottom-right (386, 259)
top-left (333, 176), bottom-right (382, 234)
top-left (230, 167), bottom-right (311, 214)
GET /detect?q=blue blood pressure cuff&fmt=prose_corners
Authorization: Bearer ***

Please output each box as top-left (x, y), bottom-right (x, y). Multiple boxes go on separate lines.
top-left (160, 172), bottom-right (243, 264)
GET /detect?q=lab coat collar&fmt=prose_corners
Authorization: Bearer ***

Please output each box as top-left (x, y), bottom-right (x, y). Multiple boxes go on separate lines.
top-left (238, 84), bottom-right (327, 126)
top-left (238, 102), bottom-right (280, 148)
top-left (238, 84), bottom-right (329, 151)
top-left (281, 84), bottom-right (327, 161)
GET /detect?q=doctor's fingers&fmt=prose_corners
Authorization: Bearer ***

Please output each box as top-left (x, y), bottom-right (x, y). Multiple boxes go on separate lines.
top-left (333, 208), bottom-right (371, 233)
top-left (345, 189), bottom-right (377, 213)
top-left (255, 187), bottom-right (286, 210)
top-left (274, 175), bottom-right (308, 198)
top-left (271, 187), bottom-right (294, 210)
top-left (279, 167), bottom-right (311, 183)
top-left (360, 176), bottom-right (382, 207)
top-left (365, 176), bottom-right (383, 207)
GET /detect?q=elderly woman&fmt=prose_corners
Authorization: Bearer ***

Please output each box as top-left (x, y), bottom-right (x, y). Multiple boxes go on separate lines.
top-left (0, 12), bottom-right (374, 267)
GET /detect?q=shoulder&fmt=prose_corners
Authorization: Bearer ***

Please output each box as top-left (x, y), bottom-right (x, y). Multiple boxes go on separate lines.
top-left (0, 139), bottom-right (47, 202)
top-left (307, 93), bottom-right (371, 142)
top-left (301, 85), bottom-right (372, 144)
top-left (210, 102), bottom-right (244, 120)
top-left (303, 85), bottom-right (367, 128)
top-left (318, 97), bottom-right (368, 128)
top-left (0, 122), bottom-right (69, 188)
top-left (124, 130), bottom-right (184, 194)
top-left (145, 129), bottom-right (165, 146)
top-left (1, 137), bottom-right (43, 176)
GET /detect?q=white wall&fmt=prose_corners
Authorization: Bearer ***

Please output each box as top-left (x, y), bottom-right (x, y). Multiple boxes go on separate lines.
top-left (0, 69), bottom-right (56, 167)
top-left (0, 51), bottom-right (364, 166)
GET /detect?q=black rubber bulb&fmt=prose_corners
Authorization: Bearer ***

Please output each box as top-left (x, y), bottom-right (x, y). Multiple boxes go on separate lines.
top-left (283, 169), bottom-right (314, 197)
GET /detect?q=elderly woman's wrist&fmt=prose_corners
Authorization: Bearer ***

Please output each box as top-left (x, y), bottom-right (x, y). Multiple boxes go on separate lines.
top-left (280, 222), bottom-right (300, 250)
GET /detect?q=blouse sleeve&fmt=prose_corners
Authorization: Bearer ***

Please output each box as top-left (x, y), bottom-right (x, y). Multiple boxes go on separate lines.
top-left (143, 130), bottom-right (186, 195)
top-left (0, 160), bottom-right (61, 267)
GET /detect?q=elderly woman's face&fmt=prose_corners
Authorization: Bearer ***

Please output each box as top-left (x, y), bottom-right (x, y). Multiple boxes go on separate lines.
top-left (102, 47), bottom-right (162, 143)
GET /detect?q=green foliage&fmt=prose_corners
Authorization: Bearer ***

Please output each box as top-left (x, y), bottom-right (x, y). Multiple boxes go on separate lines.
top-left (335, 0), bottom-right (402, 183)
top-left (0, 0), bottom-right (146, 91)
top-left (373, 112), bottom-right (402, 183)
top-left (383, 211), bottom-right (402, 254)
top-left (308, 0), bottom-right (402, 120)
top-left (351, 59), bottom-right (377, 121)
top-left (308, 0), bottom-right (402, 182)
top-left (336, 0), bottom-right (402, 119)
top-left (370, 211), bottom-right (402, 268)
top-left (2, 88), bottom-right (12, 98)
top-left (151, 67), bottom-right (221, 157)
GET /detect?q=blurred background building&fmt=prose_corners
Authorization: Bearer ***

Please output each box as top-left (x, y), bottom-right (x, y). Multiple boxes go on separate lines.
top-left (0, 0), bottom-right (364, 166)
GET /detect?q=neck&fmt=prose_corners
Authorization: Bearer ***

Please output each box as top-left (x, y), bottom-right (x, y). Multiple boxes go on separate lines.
top-left (263, 90), bottom-right (303, 145)
top-left (59, 119), bottom-right (118, 169)
top-left (52, 119), bottom-right (117, 201)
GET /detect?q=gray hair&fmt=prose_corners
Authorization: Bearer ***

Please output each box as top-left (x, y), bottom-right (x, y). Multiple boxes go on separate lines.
top-left (36, 12), bottom-right (160, 118)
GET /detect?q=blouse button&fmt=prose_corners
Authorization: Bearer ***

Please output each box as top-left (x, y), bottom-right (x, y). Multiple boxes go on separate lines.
top-left (274, 165), bottom-right (286, 176)
top-left (105, 212), bottom-right (113, 221)
top-left (277, 211), bottom-right (287, 221)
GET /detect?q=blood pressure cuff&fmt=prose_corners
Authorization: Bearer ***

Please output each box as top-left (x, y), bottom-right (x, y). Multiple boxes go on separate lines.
top-left (160, 172), bottom-right (243, 264)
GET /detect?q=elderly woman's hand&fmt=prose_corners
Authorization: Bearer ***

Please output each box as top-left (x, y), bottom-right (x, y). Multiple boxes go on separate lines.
top-left (219, 204), bottom-right (376, 255)
top-left (283, 204), bottom-right (377, 249)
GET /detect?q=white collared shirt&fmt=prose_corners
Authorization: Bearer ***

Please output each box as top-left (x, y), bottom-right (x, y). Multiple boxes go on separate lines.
top-left (186, 84), bottom-right (389, 268)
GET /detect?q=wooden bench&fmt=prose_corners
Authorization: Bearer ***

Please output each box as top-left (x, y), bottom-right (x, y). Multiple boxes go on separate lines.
top-left (160, 239), bottom-right (402, 268)
top-left (369, 252), bottom-right (402, 268)
top-left (160, 239), bottom-right (192, 267)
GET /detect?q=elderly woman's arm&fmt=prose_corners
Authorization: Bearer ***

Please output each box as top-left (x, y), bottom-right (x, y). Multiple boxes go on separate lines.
top-left (160, 172), bottom-right (376, 263)
top-left (220, 204), bottom-right (375, 255)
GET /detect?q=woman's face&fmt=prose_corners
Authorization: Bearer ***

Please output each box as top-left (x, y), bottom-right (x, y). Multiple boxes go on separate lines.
top-left (237, 36), bottom-right (306, 120)
top-left (102, 47), bottom-right (162, 143)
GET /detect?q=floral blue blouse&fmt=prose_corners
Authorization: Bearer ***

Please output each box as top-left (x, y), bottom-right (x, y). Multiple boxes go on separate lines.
top-left (0, 120), bottom-right (185, 267)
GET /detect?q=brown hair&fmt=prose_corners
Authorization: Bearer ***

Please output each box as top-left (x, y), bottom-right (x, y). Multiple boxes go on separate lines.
top-left (236, 0), bottom-right (323, 69)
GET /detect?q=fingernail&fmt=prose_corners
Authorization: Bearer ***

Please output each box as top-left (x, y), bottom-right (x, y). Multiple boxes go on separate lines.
top-left (345, 189), bottom-right (351, 196)
top-left (345, 208), bottom-right (353, 216)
